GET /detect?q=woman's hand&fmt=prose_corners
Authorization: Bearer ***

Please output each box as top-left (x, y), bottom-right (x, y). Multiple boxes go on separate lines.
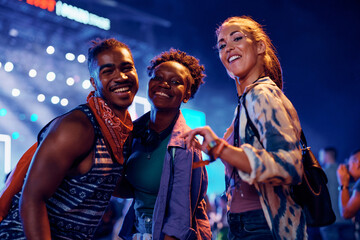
top-left (337, 164), bottom-right (350, 187)
top-left (181, 126), bottom-right (220, 153)
top-left (182, 126), bottom-right (251, 173)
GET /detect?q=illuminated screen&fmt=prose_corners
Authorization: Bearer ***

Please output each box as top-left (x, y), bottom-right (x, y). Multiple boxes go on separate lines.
top-left (0, 134), bottom-right (11, 189)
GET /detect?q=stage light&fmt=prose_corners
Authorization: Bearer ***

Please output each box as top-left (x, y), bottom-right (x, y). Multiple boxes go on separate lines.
top-left (65, 53), bottom-right (75, 61)
top-left (66, 77), bottom-right (75, 86)
top-left (30, 114), bottom-right (38, 122)
top-left (29, 69), bottom-right (37, 78)
top-left (82, 80), bottom-right (91, 89)
top-left (60, 98), bottom-right (69, 106)
top-left (77, 54), bottom-right (86, 63)
top-left (4, 62), bottom-right (14, 72)
top-left (12, 88), bottom-right (20, 97)
top-left (9, 28), bottom-right (19, 37)
top-left (12, 132), bottom-right (19, 140)
top-left (0, 62), bottom-right (2, 68)
top-left (37, 94), bottom-right (45, 102)
top-left (46, 72), bottom-right (56, 81)
top-left (51, 96), bottom-right (60, 104)
top-left (0, 108), bottom-right (7, 116)
top-left (46, 46), bottom-right (55, 55)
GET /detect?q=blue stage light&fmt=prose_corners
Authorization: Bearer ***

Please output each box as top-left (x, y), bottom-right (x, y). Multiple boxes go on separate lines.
top-left (30, 114), bottom-right (38, 122)
top-left (0, 108), bottom-right (7, 116)
top-left (12, 132), bottom-right (20, 140)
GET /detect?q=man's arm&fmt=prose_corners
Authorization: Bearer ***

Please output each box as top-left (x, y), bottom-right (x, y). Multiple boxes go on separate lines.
top-left (20, 110), bottom-right (95, 240)
top-left (339, 189), bottom-right (360, 219)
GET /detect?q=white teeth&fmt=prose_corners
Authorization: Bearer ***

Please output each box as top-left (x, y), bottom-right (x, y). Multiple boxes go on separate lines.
top-left (229, 55), bottom-right (240, 63)
top-left (114, 87), bottom-right (130, 93)
top-left (156, 92), bottom-right (169, 98)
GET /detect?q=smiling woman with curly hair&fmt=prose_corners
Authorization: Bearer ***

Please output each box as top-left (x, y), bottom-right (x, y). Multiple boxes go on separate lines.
top-left (119, 49), bottom-right (211, 240)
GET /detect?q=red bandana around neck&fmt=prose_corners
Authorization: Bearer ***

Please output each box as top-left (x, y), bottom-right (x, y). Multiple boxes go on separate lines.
top-left (87, 91), bottom-right (133, 164)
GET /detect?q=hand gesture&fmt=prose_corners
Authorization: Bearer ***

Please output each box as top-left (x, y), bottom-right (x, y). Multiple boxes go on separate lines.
top-left (337, 164), bottom-right (350, 186)
top-left (181, 126), bottom-right (219, 153)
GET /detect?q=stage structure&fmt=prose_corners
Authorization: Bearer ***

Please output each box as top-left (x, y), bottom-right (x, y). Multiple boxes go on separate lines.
top-left (0, 0), bottom-right (171, 186)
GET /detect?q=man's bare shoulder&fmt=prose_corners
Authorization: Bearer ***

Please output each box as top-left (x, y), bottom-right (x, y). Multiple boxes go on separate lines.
top-left (40, 109), bottom-right (95, 149)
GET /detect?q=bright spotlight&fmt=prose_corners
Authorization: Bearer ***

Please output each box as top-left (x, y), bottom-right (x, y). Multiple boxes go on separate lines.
top-left (77, 54), bottom-right (86, 63)
top-left (51, 96), bottom-right (60, 104)
top-left (37, 94), bottom-right (45, 102)
top-left (82, 80), bottom-right (91, 89)
top-left (9, 28), bottom-right (19, 37)
top-left (46, 72), bottom-right (56, 81)
top-left (66, 77), bottom-right (75, 86)
top-left (0, 108), bottom-right (7, 116)
top-left (4, 62), bottom-right (14, 72)
top-left (46, 46), bottom-right (55, 55)
top-left (29, 69), bottom-right (37, 78)
top-left (30, 114), bottom-right (38, 122)
top-left (65, 53), bottom-right (75, 61)
top-left (12, 88), bottom-right (20, 97)
top-left (60, 98), bottom-right (69, 106)
top-left (12, 132), bottom-right (19, 140)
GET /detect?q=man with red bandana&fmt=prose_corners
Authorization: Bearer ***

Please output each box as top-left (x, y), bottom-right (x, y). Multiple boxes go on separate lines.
top-left (0, 38), bottom-right (139, 240)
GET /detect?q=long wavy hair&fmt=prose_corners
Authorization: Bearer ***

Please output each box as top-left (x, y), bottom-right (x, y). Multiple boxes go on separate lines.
top-left (216, 16), bottom-right (283, 89)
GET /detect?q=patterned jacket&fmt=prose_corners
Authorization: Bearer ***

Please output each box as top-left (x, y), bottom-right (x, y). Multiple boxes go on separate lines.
top-left (226, 77), bottom-right (307, 239)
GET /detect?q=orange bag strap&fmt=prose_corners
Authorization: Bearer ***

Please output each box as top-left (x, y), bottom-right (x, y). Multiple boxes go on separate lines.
top-left (0, 142), bottom-right (37, 222)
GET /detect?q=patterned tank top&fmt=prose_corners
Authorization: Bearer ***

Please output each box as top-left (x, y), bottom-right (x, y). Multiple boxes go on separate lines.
top-left (0, 105), bottom-right (123, 240)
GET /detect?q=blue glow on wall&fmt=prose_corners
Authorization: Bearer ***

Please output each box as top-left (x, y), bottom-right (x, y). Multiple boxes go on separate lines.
top-left (182, 108), bottom-right (225, 195)
top-left (12, 132), bottom-right (19, 140)
top-left (30, 114), bottom-right (38, 122)
top-left (181, 108), bottom-right (206, 129)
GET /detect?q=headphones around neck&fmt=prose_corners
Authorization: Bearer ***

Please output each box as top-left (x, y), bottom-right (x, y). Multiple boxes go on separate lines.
top-left (141, 128), bottom-right (162, 147)
top-left (139, 111), bottom-right (179, 148)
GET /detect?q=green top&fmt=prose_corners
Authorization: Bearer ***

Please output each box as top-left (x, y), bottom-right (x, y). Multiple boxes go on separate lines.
top-left (126, 133), bottom-right (171, 218)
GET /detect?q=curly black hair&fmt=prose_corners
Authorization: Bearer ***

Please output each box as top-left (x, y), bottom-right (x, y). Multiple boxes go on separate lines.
top-left (147, 49), bottom-right (205, 99)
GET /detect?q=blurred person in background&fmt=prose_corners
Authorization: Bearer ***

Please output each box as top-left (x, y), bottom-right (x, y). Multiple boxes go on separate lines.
top-left (318, 147), bottom-right (355, 240)
top-left (337, 149), bottom-right (360, 240)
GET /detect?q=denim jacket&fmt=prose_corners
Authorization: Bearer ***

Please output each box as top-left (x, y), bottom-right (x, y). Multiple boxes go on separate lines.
top-left (119, 111), bottom-right (211, 240)
top-left (226, 77), bottom-right (307, 239)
